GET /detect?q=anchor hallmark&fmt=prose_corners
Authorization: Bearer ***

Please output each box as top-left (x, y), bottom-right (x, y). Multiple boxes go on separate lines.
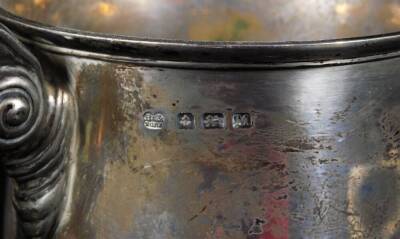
top-left (177, 113), bottom-right (195, 129)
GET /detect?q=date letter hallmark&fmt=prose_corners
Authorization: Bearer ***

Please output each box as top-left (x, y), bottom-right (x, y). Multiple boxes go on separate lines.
top-left (232, 113), bottom-right (252, 129)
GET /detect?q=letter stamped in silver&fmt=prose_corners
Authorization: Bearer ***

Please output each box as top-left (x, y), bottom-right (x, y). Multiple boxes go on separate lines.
top-left (232, 113), bottom-right (252, 129)
top-left (143, 112), bottom-right (165, 130)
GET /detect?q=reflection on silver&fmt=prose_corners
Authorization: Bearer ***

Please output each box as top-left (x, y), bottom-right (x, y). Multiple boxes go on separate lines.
top-left (2, 0), bottom-right (400, 41)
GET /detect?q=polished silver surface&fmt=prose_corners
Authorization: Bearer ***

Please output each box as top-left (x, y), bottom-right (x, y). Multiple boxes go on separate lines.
top-left (41, 56), bottom-right (400, 239)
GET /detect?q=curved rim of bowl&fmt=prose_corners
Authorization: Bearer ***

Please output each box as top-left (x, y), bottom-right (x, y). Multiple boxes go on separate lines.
top-left (1, 7), bottom-right (400, 68)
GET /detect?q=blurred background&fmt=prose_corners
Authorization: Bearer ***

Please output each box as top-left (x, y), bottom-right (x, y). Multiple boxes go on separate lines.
top-left (1, 0), bottom-right (400, 42)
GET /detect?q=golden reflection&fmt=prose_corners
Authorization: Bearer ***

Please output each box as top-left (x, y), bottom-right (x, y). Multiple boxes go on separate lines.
top-left (389, 4), bottom-right (400, 26)
top-left (335, 3), bottom-right (351, 16)
top-left (380, 158), bottom-right (400, 168)
top-left (51, 12), bottom-right (61, 24)
top-left (96, 110), bottom-right (105, 149)
top-left (1, 1), bottom-right (400, 43)
top-left (96, 2), bottom-right (117, 17)
top-left (347, 166), bottom-right (366, 238)
top-left (33, 0), bottom-right (47, 9)
top-left (13, 3), bottom-right (25, 15)
top-left (188, 10), bottom-right (266, 41)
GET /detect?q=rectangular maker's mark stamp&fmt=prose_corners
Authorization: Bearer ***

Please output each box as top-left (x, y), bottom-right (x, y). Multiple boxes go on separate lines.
top-left (143, 112), bottom-right (166, 130)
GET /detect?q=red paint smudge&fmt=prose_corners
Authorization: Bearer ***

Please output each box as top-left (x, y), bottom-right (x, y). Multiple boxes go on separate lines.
top-left (215, 226), bottom-right (226, 238)
top-left (261, 146), bottom-right (289, 239)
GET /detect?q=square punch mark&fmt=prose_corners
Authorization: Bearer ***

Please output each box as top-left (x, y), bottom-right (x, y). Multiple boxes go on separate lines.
top-left (177, 113), bottom-right (195, 129)
top-left (232, 113), bottom-right (252, 129)
top-left (203, 113), bottom-right (225, 129)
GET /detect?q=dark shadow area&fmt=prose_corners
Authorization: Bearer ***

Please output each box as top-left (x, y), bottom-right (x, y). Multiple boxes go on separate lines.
top-left (0, 167), bottom-right (6, 239)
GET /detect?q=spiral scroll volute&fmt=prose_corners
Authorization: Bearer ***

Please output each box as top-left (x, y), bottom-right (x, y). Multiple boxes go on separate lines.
top-left (0, 25), bottom-right (74, 238)
top-left (0, 66), bottom-right (46, 153)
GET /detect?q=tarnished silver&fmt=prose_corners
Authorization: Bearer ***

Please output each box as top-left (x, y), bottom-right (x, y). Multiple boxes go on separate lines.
top-left (0, 24), bottom-right (75, 238)
top-left (1, 1), bottom-right (400, 239)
